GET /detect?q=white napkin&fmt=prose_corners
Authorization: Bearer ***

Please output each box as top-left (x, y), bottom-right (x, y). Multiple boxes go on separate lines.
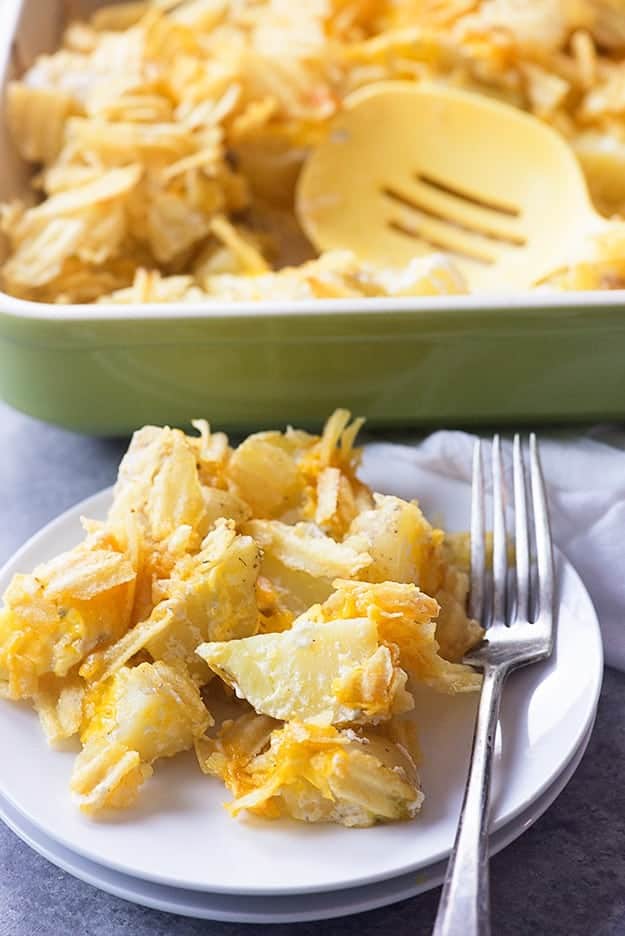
top-left (362, 428), bottom-right (625, 670)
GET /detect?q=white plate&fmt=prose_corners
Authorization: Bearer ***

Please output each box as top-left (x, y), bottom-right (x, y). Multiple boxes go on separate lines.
top-left (0, 465), bottom-right (603, 896)
top-left (0, 712), bottom-right (596, 923)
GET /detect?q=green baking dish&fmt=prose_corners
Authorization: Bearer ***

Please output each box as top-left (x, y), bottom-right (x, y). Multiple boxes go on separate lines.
top-left (2, 292), bottom-right (625, 434)
top-left (2, 0), bottom-right (625, 435)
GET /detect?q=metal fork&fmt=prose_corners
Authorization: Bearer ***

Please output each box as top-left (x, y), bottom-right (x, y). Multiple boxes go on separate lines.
top-left (432, 434), bottom-right (554, 936)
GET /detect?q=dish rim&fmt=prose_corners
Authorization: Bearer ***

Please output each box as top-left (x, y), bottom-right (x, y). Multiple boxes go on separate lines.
top-left (1, 285), bottom-right (625, 324)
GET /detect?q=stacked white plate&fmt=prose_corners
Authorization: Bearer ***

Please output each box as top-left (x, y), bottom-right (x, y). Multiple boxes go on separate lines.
top-left (0, 459), bottom-right (603, 924)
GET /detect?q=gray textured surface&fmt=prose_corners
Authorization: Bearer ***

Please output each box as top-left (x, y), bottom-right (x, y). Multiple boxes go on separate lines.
top-left (1, 400), bottom-right (625, 936)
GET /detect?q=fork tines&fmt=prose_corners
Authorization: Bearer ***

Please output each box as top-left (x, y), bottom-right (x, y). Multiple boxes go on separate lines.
top-left (470, 435), bottom-right (554, 642)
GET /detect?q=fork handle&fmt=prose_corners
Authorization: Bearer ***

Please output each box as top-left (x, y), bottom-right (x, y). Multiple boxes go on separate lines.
top-left (432, 664), bottom-right (508, 936)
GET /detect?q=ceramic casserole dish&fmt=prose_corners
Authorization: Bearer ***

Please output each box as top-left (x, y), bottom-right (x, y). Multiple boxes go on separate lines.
top-left (1, 0), bottom-right (625, 435)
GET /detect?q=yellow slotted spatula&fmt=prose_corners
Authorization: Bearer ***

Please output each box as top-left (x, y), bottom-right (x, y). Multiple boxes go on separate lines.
top-left (296, 82), bottom-right (621, 291)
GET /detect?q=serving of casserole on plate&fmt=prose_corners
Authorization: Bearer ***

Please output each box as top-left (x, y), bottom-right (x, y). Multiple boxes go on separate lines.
top-left (0, 411), bottom-right (483, 825)
top-left (0, 411), bottom-right (603, 899)
top-left (1, 0), bottom-right (625, 432)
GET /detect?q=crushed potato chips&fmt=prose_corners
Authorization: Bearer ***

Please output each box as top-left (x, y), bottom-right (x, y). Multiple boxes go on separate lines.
top-left (313, 580), bottom-right (481, 693)
top-left (0, 410), bottom-right (482, 824)
top-left (203, 719), bottom-right (424, 826)
top-left (3, 0), bottom-right (625, 302)
top-left (0, 528), bottom-right (135, 701)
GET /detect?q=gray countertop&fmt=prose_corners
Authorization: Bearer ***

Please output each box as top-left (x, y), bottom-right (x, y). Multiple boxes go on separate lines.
top-left (1, 400), bottom-right (625, 936)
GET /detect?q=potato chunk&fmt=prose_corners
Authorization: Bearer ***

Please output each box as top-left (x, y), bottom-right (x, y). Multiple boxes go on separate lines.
top-left (227, 434), bottom-right (303, 518)
top-left (349, 493), bottom-right (443, 586)
top-left (109, 425), bottom-right (209, 545)
top-left (197, 616), bottom-right (412, 725)
top-left (0, 530), bottom-right (135, 701)
top-left (350, 494), bottom-right (483, 662)
top-left (107, 425), bottom-right (212, 623)
top-left (72, 661), bottom-right (211, 814)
